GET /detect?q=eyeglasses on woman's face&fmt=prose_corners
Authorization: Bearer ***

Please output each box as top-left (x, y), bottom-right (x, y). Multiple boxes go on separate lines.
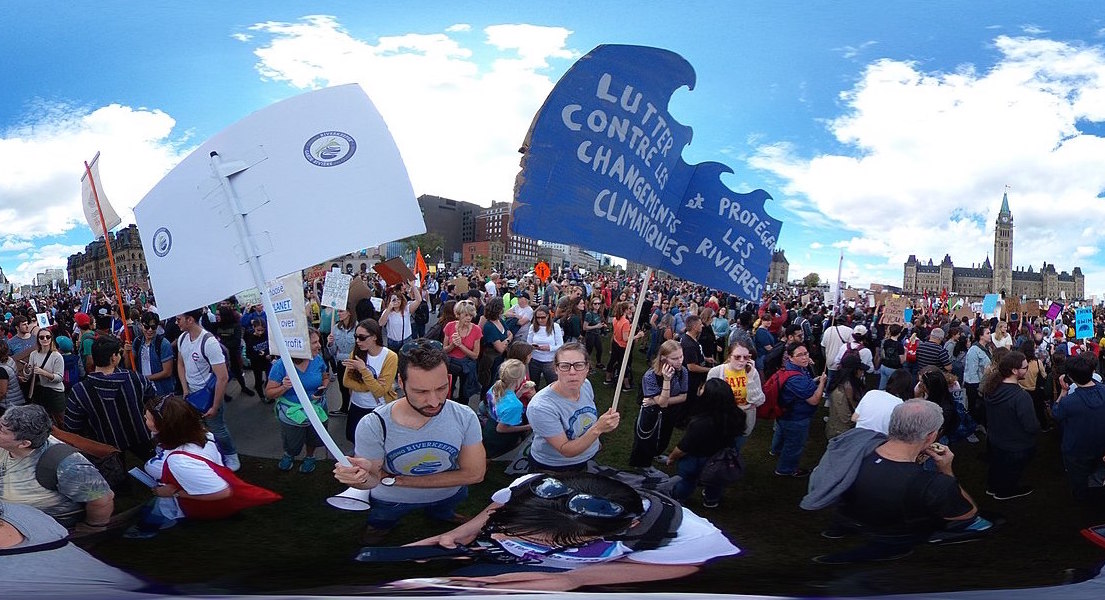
top-left (554, 361), bottom-right (589, 373)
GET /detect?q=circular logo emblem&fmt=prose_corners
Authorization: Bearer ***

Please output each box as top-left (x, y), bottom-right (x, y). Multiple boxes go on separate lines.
top-left (152, 227), bottom-right (172, 257)
top-left (303, 131), bottom-right (357, 167)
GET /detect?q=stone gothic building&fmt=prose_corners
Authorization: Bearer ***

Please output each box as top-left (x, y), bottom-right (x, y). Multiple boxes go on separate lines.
top-left (66, 224), bottom-right (151, 290)
top-left (767, 249), bottom-right (789, 288)
top-left (903, 193), bottom-right (1083, 300)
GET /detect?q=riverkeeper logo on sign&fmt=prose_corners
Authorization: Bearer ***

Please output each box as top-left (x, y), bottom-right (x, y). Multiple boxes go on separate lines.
top-left (152, 227), bottom-right (173, 257)
top-left (303, 131), bottom-right (357, 167)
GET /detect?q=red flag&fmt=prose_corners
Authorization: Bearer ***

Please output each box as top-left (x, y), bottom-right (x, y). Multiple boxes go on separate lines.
top-left (415, 247), bottom-right (428, 282)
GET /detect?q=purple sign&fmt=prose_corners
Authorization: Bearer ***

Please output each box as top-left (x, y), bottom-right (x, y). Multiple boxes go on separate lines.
top-left (1046, 302), bottom-right (1062, 320)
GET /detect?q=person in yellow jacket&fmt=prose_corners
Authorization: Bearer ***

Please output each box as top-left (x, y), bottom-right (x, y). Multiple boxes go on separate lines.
top-left (342, 319), bottom-right (399, 443)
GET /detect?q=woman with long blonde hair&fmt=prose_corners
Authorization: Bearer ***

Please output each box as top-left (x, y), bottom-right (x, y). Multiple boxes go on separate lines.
top-left (628, 339), bottom-right (688, 468)
top-left (481, 358), bottom-right (534, 457)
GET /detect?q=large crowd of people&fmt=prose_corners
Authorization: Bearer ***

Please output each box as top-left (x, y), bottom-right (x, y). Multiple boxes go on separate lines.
top-left (2, 268), bottom-right (1105, 592)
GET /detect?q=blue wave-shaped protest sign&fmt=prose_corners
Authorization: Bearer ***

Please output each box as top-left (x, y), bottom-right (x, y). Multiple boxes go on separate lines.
top-left (512, 45), bottom-right (780, 300)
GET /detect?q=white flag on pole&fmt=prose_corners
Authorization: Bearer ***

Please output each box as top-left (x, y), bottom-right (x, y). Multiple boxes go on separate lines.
top-left (134, 84), bottom-right (424, 317)
top-left (80, 152), bottom-right (122, 240)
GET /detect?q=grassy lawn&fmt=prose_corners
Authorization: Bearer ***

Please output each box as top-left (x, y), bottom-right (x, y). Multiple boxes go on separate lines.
top-left (83, 351), bottom-right (1105, 596)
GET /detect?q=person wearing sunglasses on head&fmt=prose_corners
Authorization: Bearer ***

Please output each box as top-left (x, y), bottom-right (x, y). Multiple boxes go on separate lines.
top-left (27, 326), bottom-right (66, 425)
top-left (404, 471), bottom-right (739, 591)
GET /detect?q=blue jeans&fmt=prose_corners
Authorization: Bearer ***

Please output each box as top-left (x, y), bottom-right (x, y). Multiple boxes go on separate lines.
top-left (203, 403), bottom-right (237, 456)
top-left (672, 455), bottom-right (724, 504)
top-left (771, 417), bottom-right (811, 474)
top-left (733, 434), bottom-right (749, 455)
top-left (367, 486), bottom-right (468, 529)
top-left (878, 365), bottom-right (897, 390)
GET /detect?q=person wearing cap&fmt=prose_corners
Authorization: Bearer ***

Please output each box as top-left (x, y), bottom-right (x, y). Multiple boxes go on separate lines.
top-left (503, 291), bottom-right (533, 340)
top-left (831, 325), bottom-right (874, 375)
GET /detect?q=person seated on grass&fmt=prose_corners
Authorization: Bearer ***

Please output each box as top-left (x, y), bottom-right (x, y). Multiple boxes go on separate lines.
top-left (481, 359), bottom-right (534, 459)
top-left (0, 500), bottom-right (148, 595)
top-left (0, 405), bottom-right (114, 533)
top-left (813, 400), bottom-right (991, 564)
top-left (401, 471), bottom-right (739, 592)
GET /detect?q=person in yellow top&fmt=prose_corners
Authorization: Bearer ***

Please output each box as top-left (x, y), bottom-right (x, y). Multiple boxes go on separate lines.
top-left (1016, 340), bottom-right (1050, 431)
top-left (341, 319), bottom-right (398, 443)
top-left (707, 339), bottom-right (764, 453)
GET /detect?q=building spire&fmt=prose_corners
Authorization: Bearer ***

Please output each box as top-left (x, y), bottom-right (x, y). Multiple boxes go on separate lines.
top-left (999, 186), bottom-right (1011, 216)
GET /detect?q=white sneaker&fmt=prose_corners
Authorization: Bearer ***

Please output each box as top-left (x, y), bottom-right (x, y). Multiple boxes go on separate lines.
top-left (224, 453), bottom-right (241, 472)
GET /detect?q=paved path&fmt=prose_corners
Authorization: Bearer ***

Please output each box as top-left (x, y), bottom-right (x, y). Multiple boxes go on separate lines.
top-left (227, 311), bottom-right (440, 459)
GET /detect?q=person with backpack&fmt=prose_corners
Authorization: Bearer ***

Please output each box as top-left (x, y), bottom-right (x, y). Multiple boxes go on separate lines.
top-left (831, 325), bottom-right (874, 377)
top-left (133, 311), bottom-right (175, 397)
top-left (0, 405), bottom-right (115, 531)
top-left (403, 471), bottom-right (739, 591)
top-left (878, 324), bottom-right (905, 390)
top-left (769, 341), bottom-right (827, 477)
top-left (666, 378), bottom-right (746, 508)
top-left (175, 308), bottom-right (240, 472)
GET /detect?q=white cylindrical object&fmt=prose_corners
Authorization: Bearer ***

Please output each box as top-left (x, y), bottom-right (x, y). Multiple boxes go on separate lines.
top-left (327, 486), bottom-right (372, 511)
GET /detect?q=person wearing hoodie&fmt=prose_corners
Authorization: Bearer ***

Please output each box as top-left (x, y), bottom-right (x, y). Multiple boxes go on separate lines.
top-left (1051, 353), bottom-right (1105, 501)
top-left (980, 350), bottom-right (1040, 500)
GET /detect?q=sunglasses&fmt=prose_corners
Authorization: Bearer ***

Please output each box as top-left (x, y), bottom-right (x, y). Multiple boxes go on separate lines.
top-left (530, 477), bottom-right (634, 519)
top-left (354, 334), bottom-right (371, 341)
top-left (38, 335), bottom-right (52, 340)
top-left (400, 338), bottom-right (444, 357)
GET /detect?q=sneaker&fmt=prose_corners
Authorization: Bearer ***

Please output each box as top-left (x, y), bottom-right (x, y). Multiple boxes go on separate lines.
top-left (224, 453), bottom-right (241, 472)
top-left (701, 491), bottom-right (720, 509)
top-left (278, 455), bottom-right (295, 471)
top-left (774, 468), bottom-right (811, 478)
top-left (361, 524), bottom-right (393, 545)
top-left (123, 525), bottom-right (160, 540)
top-left (328, 409), bottom-right (348, 417)
top-left (299, 456), bottom-right (318, 474)
top-left (240, 387), bottom-right (256, 397)
top-left (992, 486), bottom-right (1033, 500)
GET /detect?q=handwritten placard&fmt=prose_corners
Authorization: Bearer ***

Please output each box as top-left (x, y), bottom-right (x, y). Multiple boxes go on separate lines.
top-left (321, 270), bottom-right (353, 309)
top-left (512, 45), bottom-right (779, 301)
top-left (1075, 307), bottom-right (1094, 340)
top-left (1004, 297), bottom-right (1021, 317)
top-left (879, 297), bottom-right (910, 326)
top-left (1024, 302), bottom-right (1040, 318)
top-left (266, 272), bottom-right (310, 360)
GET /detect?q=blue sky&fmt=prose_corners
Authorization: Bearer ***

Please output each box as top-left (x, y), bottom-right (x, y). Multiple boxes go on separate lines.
top-left (3, 1), bottom-right (1105, 297)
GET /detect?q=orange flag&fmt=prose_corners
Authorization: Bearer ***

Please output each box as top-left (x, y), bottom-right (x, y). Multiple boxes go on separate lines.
top-left (415, 247), bottom-right (428, 282)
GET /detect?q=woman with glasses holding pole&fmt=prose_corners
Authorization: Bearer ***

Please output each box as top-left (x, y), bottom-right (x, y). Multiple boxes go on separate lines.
top-left (28, 326), bottom-right (66, 425)
top-left (526, 342), bottom-right (619, 472)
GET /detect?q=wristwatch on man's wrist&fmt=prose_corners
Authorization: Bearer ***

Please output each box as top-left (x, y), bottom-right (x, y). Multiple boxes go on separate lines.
top-left (380, 476), bottom-right (397, 487)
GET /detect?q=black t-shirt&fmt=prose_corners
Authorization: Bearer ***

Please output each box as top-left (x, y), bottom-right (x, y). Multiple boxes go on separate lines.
top-left (881, 337), bottom-right (903, 369)
top-left (677, 414), bottom-right (731, 457)
top-left (840, 453), bottom-right (973, 535)
top-left (0, 364), bottom-right (9, 382)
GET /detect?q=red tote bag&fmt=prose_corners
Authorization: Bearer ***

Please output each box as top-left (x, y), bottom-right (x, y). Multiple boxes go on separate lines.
top-left (161, 451), bottom-right (282, 520)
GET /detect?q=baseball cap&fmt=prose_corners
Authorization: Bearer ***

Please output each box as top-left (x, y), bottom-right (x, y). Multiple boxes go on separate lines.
top-left (55, 336), bottom-right (74, 353)
top-left (853, 324), bottom-right (868, 336)
top-left (74, 312), bottom-right (91, 328)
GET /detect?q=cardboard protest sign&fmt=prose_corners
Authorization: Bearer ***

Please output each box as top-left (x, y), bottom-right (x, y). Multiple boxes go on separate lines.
top-left (134, 84), bottom-right (423, 318)
top-left (373, 257), bottom-right (416, 287)
top-left (1046, 302), bottom-right (1062, 320)
top-left (843, 289), bottom-right (859, 301)
top-left (266, 272), bottom-right (310, 360)
top-left (1024, 302), bottom-right (1040, 318)
top-left (321, 270), bottom-right (353, 309)
top-left (347, 276), bottom-right (374, 311)
top-left (236, 288), bottom-right (262, 307)
top-left (36, 313), bottom-right (50, 329)
top-left (534, 261), bottom-right (551, 282)
top-left (879, 297), bottom-right (910, 326)
top-left (511, 45), bottom-right (780, 301)
top-left (1075, 307), bottom-right (1094, 340)
top-left (952, 306), bottom-right (974, 319)
top-left (450, 277), bottom-right (469, 295)
top-left (303, 264), bottom-right (330, 285)
top-left (1004, 297), bottom-right (1021, 316)
top-left (800, 294), bottom-right (810, 306)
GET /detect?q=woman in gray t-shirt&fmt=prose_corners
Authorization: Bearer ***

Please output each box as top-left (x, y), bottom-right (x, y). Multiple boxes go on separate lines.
top-left (526, 342), bottom-right (620, 470)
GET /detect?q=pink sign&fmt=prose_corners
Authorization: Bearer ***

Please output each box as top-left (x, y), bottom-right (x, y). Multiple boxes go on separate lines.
top-left (1046, 302), bottom-right (1062, 320)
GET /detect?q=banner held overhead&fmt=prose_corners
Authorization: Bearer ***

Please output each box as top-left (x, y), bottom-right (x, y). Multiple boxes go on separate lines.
top-left (512, 45), bottom-right (781, 301)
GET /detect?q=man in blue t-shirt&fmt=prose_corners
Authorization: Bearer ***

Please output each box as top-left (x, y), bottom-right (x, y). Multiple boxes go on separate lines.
top-left (770, 342), bottom-right (826, 477)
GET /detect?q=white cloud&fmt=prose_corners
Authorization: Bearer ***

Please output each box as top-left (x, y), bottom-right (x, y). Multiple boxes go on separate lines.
top-left (1021, 24), bottom-right (1047, 35)
top-left (7, 243), bottom-right (86, 285)
top-left (809, 242), bottom-right (823, 249)
top-left (445, 24), bottom-right (471, 32)
top-left (752, 35), bottom-right (1105, 293)
top-left (231, 32), bottom-right (252, 42)
top-left (0, 103), bottom-right (188, 239)
top-left (243, 15), bottom-right (577, 204)
top-left (0, 239), bottom-right (32, 252)
top-left (833, 40), bottom-right (877, 59)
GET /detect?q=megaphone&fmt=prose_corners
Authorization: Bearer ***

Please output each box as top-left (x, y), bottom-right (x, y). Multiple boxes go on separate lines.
top-left (327, 487), bottom-right (372, 511)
